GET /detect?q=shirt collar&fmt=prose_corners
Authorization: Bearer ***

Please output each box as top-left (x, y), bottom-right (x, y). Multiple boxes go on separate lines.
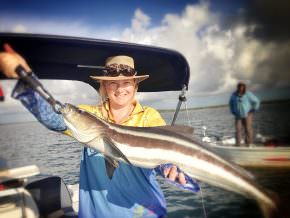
top-left (131, 101), bottom-right (144, 115)
top-left (103, 100), bottom-right (144, 123)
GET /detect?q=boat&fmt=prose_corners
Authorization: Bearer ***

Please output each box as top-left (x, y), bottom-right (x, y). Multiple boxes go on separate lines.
top-left (0, 84), bottom-right (4, 102)
top-left (201, 127), bottom-right (290, 168)
top-left (2, 33), bottom-right (289, 218)
top-left (0, 163), bottom-right (77, 218)
top-left (209, 143), bottom-right (290, 168)
top-left (0, 33), bottom-right (190, 217)
top-left (0, 165), bottom-right (40, 218)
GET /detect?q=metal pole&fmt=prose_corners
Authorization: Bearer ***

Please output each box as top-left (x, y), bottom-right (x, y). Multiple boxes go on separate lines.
top-left (171, 85), bottom-right (187, 125)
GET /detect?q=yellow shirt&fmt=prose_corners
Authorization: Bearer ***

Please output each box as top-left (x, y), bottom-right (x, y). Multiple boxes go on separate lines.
top-left (64, 101), bottom-right (165, 137)
top-left (74, 101), bottom-right (167, 217)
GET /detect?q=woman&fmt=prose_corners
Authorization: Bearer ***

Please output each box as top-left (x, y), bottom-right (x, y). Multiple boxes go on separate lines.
top-left (0, 45), bottom-right (196, 218)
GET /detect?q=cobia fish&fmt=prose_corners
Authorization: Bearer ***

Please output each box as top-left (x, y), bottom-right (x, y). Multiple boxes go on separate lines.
top-left (60, 103), bottom-right (282, 218)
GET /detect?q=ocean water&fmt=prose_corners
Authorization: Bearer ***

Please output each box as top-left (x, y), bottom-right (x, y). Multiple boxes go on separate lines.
top-left (1, 101), bottom-right (290, 218)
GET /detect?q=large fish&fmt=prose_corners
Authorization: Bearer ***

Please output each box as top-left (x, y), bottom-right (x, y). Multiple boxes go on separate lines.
top-left (60, 103), bottom-right (282, 218)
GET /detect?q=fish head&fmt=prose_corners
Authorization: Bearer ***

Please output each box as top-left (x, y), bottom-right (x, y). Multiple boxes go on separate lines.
top-left (60, 103), bottom-right (103, 143)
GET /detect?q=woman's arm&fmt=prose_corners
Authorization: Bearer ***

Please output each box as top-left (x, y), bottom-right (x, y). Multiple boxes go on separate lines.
top-left (0, 44), bottom-right (67, 132)
top-left (12, 75), bottom-right (67, 132)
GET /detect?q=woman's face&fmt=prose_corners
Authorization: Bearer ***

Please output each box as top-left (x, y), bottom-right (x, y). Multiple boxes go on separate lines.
top-left (104, 79), bottom-right (136, 107)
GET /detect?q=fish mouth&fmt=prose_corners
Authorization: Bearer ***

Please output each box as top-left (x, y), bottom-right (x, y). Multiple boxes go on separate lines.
top-left (59, 103), bottom-right (75, 115)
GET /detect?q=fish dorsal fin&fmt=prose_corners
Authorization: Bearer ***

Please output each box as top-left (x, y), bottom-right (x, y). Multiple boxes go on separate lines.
top-left (104, 156), bottom-right (119, 179)
top-left (156, 125), bottom-right (194, 135)
top-left (103, 137), bottom-right (132, 166)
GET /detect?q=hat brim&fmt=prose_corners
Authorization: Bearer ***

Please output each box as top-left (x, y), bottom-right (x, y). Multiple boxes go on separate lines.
top-left (90, 75), bottom-right (149, 83)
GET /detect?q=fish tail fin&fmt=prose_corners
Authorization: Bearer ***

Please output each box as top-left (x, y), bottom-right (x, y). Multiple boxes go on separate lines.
top-left (260, 192), bottom-right (290, 218)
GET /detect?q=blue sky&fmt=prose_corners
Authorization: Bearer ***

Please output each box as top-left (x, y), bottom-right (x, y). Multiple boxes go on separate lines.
top-left (0, 0), bottom-right (289, 120)
top-left (1, 1), bottom-right (194, 25)
top-left (0, 0), bottom-right (246, 27)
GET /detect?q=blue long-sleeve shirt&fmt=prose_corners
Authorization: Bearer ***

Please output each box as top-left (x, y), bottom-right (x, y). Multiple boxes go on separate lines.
top-left (229, 91), bottom-right (260, 119)
top-left (12, 77), bottom-right (199, 218)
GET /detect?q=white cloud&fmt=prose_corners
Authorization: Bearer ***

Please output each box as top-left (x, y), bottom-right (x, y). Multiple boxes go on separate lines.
top-left (132, 8), bottom-right (151, 32)
top-left (1, 2), bottom-right (289, 111)
top-left (0, 79), bottom-right (99, 113)
top-left (117, 4), bottom-right (236, 95)
top-left (12, 24), bottom-right (27, 33)
top-left (0, 15), bottom-right (122, 39)
top-left (117, 3), bottom-right (290, 97)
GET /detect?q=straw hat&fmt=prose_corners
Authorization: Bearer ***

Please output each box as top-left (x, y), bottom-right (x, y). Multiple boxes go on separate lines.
top-left (90, 55), bottom-right (149, 83)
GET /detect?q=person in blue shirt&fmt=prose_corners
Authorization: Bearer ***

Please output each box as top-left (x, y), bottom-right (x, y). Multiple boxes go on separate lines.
top-left (0, 44), bottom-right (199, 218)
top-left (229, 82), bottom-right (260, 146)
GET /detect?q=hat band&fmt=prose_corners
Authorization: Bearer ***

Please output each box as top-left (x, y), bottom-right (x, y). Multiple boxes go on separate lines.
top-left (104, 64), bottom-right (136, 77)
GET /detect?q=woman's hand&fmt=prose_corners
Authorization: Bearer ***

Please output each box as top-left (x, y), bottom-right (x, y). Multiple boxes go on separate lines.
top-left (0, 44), bottom-right (31, 78)
top-left (163, 165), bottom-right (187, 185)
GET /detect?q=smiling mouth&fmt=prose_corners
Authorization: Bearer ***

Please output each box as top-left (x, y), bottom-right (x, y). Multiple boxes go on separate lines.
top-left (115, 93), bottom-right (128, 97)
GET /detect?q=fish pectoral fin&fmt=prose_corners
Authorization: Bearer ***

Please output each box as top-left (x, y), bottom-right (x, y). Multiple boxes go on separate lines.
top-left (104, 156), bottom-right (119, 179)
top-left (104, 137), bottom-right (132, 166)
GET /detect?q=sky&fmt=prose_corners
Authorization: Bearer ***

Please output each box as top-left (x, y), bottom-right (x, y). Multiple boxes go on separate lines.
top-left (0, 0), bottom-right (290, 121)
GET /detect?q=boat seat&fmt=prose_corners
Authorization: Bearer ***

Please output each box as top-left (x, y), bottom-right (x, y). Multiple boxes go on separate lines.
top-left (25, 176), bottom-right (77, 218)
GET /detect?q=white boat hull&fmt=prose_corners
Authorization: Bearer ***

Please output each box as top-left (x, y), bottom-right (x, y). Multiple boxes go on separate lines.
top-left (210, 144), bottom-right (290, 167)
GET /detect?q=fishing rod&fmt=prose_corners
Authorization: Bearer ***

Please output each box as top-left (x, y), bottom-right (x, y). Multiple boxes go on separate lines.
top-left (3, 43), bottom-right (64, 113)
top-left (15, 65), bottom-right (64, 114)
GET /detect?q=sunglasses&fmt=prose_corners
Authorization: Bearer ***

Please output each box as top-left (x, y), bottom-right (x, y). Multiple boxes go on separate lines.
top-left (104, 64), bottom-right (136, 77)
